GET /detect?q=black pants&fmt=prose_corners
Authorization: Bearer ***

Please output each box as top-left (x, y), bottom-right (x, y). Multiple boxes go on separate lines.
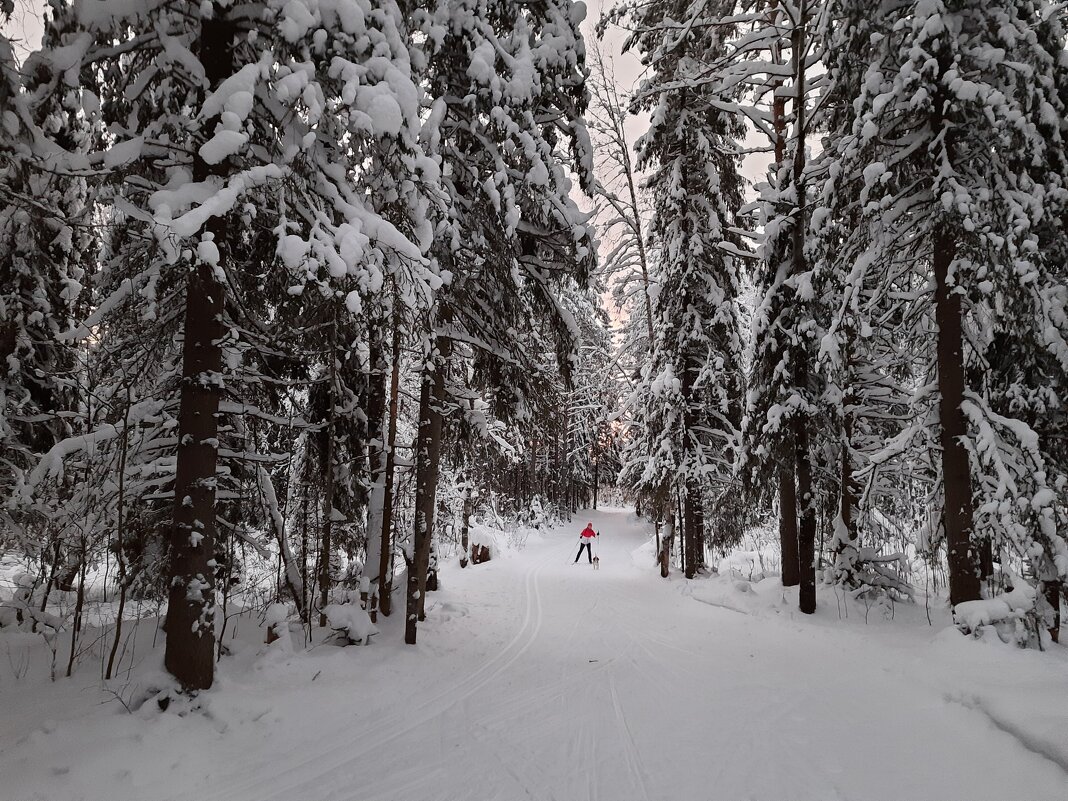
top-left (575, 541), bottom-right (592, 563)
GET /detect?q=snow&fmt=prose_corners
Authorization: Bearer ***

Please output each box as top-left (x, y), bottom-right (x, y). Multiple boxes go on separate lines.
top-left (198, 129), bottom-right (248, 165)
top-left (353, 84), bottom-right (403, 137)
top-left (954, 581), bottom-right (1038, 633)
top-left (196, 235), bottom-right (220, 267)
top-left (322, 603), bottom-right (378, 644)
top-left (103, 137), bottom-right (144, 169)
top-left (2, 508), bottom-right (1067, 800)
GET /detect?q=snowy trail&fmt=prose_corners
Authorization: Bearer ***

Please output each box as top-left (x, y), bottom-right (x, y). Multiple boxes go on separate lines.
top-left (3, 507), bottom-right (1068, 801)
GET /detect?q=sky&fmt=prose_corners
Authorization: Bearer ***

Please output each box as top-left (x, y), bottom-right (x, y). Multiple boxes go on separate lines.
top-left (1, 0), bottom-right (44, 61)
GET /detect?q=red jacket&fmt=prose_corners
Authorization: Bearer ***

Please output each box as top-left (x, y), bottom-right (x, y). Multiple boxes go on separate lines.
top-left (580, 525), bottom-right (597, 539)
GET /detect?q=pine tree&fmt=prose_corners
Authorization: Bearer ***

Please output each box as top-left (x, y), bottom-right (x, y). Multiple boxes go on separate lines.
top-left (1, 12), bottom-right (94, 606)
top-left (617, 0), bottom-right (749, 579)
top-left (814, 0), bottom-right (1068, 614)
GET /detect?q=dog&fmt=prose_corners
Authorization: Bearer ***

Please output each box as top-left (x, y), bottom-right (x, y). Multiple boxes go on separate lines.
top-left (592, 556), bottom-right (600, 571)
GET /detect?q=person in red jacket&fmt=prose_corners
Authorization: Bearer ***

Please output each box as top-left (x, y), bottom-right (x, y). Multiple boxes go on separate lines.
top-left (574, 523), bottom-right (598, 564)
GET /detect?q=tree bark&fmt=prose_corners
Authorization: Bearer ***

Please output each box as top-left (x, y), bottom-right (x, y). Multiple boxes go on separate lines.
top-left (690, 488), bottom-right (705, 572)
top-left (106, 389), bottom-right (133, 680)
top-left (683, 488), bottom-right (698, 579)
top-left (164, 11), bottom-right (235, 691)
top-left (779, 455), bottom-right (800, 586)
top-left (790, 0), bottom-right (816, 616)
top-left (794, 411), bottom-right (817, 614)
top-left (1042, 581), bottom-right (1060, 643)
top-left (318, 327), bottom-right (337, 628)
top-left (838, 414), bottom-right (857, 558)
top-left (659, 514), bottom-right (673, 578)
top-left (256, 465), bottom-right (305, 621)
top-left (405, 336), bottom-right (449, 644)
top-left (460, 481), bottom-right (472, 568)
top-left (934, 227), bottom-right (981, 606)
top-left (363, 320), bottom-right (388, 613)
top-left (676, 490), bottom-right (686, 573)
top-left (593, 458), bottom-right (599, 510)
top-left (834, 325), bottom-right (859, 581)
top-left (376, 316), bottom-right (402, 619)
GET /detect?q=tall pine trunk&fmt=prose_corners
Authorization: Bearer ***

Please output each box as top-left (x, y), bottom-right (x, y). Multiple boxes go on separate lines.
top-left (363, 320), bottom-right (388, 613)
top-left (833, 325), bottom-right (859, 582)
top-left (660, 512), bottom-right (674, 578)
top-left (791, 3), bottom-right (816, 615)
top-left (934, 228), bottom-right (981, 606)
top-left (376, 315), bottom-right (402, 619)
top-left (460, 481), bottom-right (472, 568)
top-left (924, 11), bottom-right (981, 608)
top-left (1041, 581), bottom-right (1060, 643)
top-left (770, 5), bottom-right (799, 591)
top-left (593, 458), bottom-right (599, 509)
top-left (837, 411), bottom-right (857, 562)
top-left (318, 328), bottom-right (337, 628)
top-left (683, 486), bottom-right (700, 579)
top-left (164, 11), bottom-right (234, 691)
top-left (405, 336), bottom-right (449, 644)
top-left (794, 412), bottom-right (816, 614)
top-left (779, 455), bottom-right (800, 586)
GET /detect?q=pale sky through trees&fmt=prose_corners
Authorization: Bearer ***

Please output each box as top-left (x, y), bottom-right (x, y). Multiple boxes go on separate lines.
top-left (1, 0), bottom-right (43, 59)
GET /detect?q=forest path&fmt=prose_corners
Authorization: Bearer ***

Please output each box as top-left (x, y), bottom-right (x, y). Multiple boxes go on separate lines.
top-left (199, 507), bottom-right (1067, 801)
top-left (4, 508), bottom-right (1067, 801)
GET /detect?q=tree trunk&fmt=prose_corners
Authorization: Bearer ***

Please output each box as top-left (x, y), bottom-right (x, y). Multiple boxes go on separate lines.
top-left (837, 416), bottom-right (857, 562)
top-left (593, 458), bottom-right (599, 509)
top-left (978, 537), bottom-right (994, 581)
top-left (318, 325), bottom-right (337, 628)
top-left (256, 465), bottom-right (305, 621)
top-left (934, 227), bottom-right (981, 606)
top-left (363, 321), bottom-right (388, 613)
top-left (659, 515), bottom-right (673, 578)
top-left (676, 490), bottom-right (686, 573)
top-left (694, 498), bottom-right (705, 570)
top-left (834, 326), bottom-right (859, 583)
top-left (106, 390), bottom-right (133, 680)
top-left (779, 456), bottom-right (800, 586)
top-left (460, 483), bottom-right (472, 569)
top-left (65, 537), bottom-right (87, 678)
top-left (164, 10), bottom-right (234, 691)
top-left (794, 411), bottom-right (817, 614)
top-left (376, 314), bottom-right (402, 619)
top-left (789, 0), bottom-right (816, 616)
top-left (1042, 581), bottom-right (1060, 643)
top-left (405, 336), bottom-right (449, 644)
top-left (683, 483), bottom-right (700, 579)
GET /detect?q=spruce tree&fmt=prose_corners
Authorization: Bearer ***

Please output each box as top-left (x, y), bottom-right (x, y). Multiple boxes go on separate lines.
top-left (815, 0), bottom-right (1068, 612)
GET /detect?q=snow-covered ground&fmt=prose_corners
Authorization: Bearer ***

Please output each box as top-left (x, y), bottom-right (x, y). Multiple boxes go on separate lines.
top-left (2, 507), bottom-right (1067, 801)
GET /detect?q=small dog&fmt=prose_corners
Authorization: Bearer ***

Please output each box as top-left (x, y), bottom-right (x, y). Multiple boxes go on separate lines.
top-left (592, 556), bottom-right (600, 570)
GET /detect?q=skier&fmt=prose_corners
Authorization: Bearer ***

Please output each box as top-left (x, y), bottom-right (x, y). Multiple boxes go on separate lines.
top-left (574, 522), bottom-right (598, 564)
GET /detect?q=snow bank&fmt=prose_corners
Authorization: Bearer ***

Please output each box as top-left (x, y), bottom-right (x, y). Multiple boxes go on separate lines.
top-left (630, 537), bottom-right (656, 569)
top-left (323, 603), bottom-right (378, 644)
top-left (468, 522), bottom-right (507, 561)
top-left (717, 550), bottom-right (771, 581)
top-left (953, 582), bottom-right (1043, 646)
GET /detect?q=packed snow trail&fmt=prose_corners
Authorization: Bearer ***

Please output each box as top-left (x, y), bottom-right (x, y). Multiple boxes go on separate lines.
top-left (3, 507), bottom-right (1068, 801)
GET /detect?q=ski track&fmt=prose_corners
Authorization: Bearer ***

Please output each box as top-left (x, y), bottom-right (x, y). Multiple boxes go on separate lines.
top-left (607, 672), bottom-right (652, 801)
top-left (203, 548), bottom-right (549, 801)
